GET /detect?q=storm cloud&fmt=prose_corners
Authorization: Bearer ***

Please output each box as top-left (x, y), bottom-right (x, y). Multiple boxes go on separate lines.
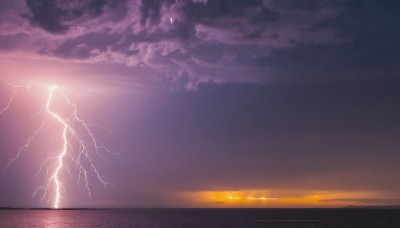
top-left (0, 0), bottom-right (377, 89)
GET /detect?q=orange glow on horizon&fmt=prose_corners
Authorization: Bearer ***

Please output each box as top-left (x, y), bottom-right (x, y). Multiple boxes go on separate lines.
top-left (181, 190), bottom-right (388, 208)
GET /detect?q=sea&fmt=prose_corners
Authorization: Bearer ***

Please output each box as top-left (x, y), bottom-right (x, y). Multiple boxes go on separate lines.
top-left (0, 208), bottom-right (400, 227)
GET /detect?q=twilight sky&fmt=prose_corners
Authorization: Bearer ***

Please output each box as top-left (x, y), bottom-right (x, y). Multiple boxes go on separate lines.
top-left (1, 0), bottom-right (400, 208)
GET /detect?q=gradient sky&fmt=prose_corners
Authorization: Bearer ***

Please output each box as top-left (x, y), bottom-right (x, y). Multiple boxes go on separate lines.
top-left (1, 0), bottom-right (400, 208)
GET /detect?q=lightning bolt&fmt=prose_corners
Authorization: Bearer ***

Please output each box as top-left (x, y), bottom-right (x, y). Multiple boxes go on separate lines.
top-left (1, 80), bottom-right (118, 209)
top-left (0, 90), bottom-right (17, 115)
top-left (46, 85), bottom-right (69, 209)
top-left (0, 77), bottom-right (26, 115)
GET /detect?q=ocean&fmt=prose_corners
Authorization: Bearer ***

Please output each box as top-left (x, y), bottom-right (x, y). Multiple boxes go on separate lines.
top-left (0, 208), bottom-right (399, 227)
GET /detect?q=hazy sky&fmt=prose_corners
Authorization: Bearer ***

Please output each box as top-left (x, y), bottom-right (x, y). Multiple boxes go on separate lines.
top-left (1, 0), bottom-right (400, 208)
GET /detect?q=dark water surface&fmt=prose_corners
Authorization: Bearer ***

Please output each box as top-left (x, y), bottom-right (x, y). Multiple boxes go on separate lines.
top-left (1, 208), bottom-right (400, 227)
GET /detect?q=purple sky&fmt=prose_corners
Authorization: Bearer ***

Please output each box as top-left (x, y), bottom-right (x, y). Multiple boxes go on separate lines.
top-left (1, 0), bottom-right (400, 208)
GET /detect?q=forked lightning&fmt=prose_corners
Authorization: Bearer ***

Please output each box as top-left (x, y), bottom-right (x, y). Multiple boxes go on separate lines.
top-left (1, 79), bottom-right (116, 209)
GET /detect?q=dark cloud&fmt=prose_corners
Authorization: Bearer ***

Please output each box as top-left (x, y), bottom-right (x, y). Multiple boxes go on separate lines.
top-left (186, 0), bottom-right (262, 19)
top-left (262, 0), bottom-right (400, 82)
top-left (4, 0), bottom-right (399, 89)
top-left (24, 0), bottom-right (344, 89)
top-left (26, 0), bottom-right (128, 33)
top-left (53, 32), bottom-right (121, 58)
top-left (140, 0), bottom-right (162, 25)
top-left (26, 0), bottom-right (67, 33)
top-left (0, 1), bottom-right (21, 13)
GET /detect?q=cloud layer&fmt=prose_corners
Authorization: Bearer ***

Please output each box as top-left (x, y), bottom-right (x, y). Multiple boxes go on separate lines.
top-left (0, 0), bottom-right (357, 89)
top-left (1, 0), bottom-right (400, 90)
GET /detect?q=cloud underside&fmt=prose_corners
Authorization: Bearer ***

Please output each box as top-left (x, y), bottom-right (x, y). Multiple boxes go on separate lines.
top-left (0, 0), bottom-right (350, 89)
top-left (1, 0), bottom-right (399, 89)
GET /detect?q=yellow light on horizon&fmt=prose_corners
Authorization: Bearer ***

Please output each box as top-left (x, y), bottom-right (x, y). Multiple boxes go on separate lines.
top-left (185, 189), bottom-right (385, 208)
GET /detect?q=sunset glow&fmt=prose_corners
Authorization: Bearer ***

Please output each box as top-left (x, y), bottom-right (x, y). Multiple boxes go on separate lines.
top-left (185, 190), bottom-right (390, 208)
